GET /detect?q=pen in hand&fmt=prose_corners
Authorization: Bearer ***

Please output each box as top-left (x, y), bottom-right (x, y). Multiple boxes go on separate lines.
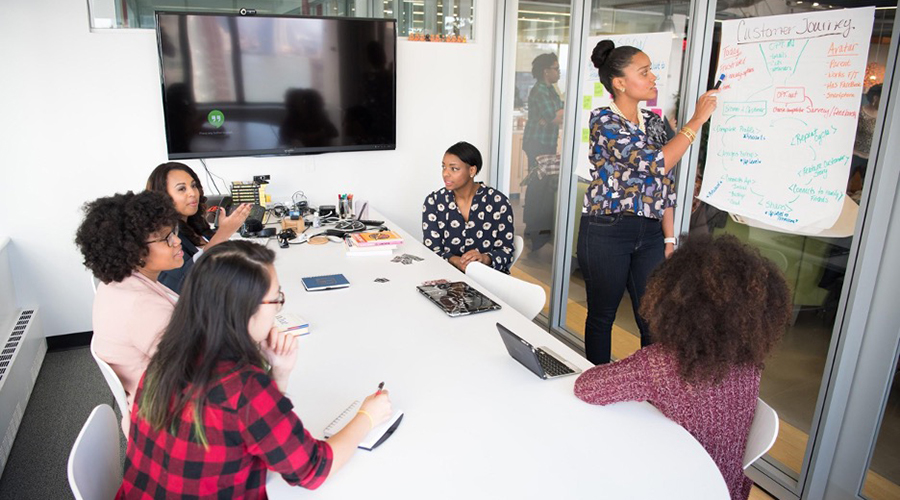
top-left (376, 381), bottom-right (384, 396)
top-left (713, 73), bottom-right (726, 90)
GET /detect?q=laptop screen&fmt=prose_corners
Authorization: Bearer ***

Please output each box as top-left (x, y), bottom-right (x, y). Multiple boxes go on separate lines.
top-left (496, 323), bottom-right (545, 377)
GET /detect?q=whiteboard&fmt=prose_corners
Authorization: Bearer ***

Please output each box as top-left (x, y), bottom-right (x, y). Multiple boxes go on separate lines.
top-left (700, 7), bottom-right (874, 233)
top-left (577, 33), bottom-right (676, 180)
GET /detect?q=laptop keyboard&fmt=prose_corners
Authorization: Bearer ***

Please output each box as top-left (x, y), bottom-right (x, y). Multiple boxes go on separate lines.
top-left (536, 349), bottom-right (575, 377)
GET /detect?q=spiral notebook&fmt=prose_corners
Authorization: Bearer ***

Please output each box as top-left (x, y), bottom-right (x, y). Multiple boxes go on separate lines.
top-left (323, 400), bottom-right (404, 451)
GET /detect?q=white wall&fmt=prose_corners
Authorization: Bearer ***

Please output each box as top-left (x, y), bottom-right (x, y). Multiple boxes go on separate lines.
top-left (0, 0), bottom-right (497, 336)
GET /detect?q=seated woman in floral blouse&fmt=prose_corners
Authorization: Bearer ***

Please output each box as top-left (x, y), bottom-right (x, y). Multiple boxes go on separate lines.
top-left (574, 234), bottom-right (791, 500)
top-left (422, 142), bottom-right (516, 273)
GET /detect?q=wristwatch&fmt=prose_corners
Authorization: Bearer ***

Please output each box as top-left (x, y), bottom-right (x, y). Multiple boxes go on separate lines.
top-left (664, 237), bottom-right (678, 246)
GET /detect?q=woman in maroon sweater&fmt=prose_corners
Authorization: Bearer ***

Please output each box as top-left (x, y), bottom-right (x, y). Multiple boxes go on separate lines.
top-left (574, 234), bottom-right (791, 500)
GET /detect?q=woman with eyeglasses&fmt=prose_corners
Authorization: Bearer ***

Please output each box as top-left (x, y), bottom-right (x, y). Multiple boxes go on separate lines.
top-left (75, 190), bottom-right (184, 434)
top-left (146, 162), bottom-right (252, 293)
top-left (119, 241), bottom-right (393, 497)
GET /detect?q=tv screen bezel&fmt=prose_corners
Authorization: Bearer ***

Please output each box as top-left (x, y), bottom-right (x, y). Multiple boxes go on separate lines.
top-left (155, 11), bottom-right (398, 160)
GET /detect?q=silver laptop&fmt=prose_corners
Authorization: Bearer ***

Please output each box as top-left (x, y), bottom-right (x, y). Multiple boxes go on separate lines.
top-left (496, 323), bottom-right (582, 379)
top-left (416, 281), bottom-right (501, 317)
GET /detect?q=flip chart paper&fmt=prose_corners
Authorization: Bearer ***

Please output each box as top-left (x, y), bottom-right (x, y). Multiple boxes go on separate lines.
top-left (700, 7), bottom-right (874, 232)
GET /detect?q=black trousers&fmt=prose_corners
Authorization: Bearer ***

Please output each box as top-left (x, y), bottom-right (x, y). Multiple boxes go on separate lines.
top-left (576, 213), bottom-right (664, 365)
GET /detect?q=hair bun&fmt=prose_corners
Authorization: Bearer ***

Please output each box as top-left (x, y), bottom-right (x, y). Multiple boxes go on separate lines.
top-left (591, 40), bottom-right (615, 70)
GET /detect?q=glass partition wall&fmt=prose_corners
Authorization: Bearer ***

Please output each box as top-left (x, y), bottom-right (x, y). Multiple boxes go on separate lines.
top-left (684, 3), bottom-right (896, 497)
top-left (505, 0), bottom-right (572, 318)
top-left (494, 0), bottom-right (900, 498)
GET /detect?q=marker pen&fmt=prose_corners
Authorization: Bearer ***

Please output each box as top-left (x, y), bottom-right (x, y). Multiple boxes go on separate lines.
top-left (714, 73), bottom-right (726, 90)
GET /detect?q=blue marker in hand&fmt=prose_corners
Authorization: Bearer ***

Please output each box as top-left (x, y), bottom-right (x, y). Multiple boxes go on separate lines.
top-left (713, 73), bottom-right (726, 90)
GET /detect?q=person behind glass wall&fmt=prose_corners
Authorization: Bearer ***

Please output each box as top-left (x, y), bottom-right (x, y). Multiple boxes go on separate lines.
top-left (422, 142), bottom-right (516, 273)
top-left (119, 241), bottom-right (394, 497)
top-left (522, 53), bottom-right (564, 251)
top-left (575, 235), bottom-right (791, 500)
top-left (75, 191), bottom-right (183, 434)
top-left (579, 40), bottom-right (718, 364)
top-left (849, 84), bottom-right (881, 200)
top-left (146, 162), bottom-right (251, 293)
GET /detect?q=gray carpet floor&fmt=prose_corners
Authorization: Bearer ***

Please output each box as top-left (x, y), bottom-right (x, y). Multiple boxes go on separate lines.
top-left (0, 346), bottom-right (125, 499)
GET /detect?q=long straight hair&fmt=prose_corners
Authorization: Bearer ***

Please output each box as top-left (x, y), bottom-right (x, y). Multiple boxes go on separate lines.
top-left (138, 240), bottom-right (275, 445)
top-left (146, 162), bottom-right (212, 247)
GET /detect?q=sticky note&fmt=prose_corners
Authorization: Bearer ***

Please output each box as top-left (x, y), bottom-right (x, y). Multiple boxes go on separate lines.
top-left (594, 82), bottom-right (605, 97)
top-left (582, 128), bottom-right (590, 143)
top-left (583, 95), bottom-right (592, 110)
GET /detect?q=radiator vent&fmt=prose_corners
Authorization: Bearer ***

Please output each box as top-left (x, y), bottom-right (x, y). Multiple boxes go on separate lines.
top-left (0, 308), bottom-right (44, 479)
top-left (0, 310), bottom-right (35, 385)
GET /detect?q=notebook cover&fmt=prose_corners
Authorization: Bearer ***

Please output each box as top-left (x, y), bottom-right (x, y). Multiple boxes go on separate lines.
top-left (302, 274), bottom-right (350, 291)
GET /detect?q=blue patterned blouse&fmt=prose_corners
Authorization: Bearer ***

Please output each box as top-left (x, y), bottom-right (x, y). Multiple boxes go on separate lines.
top-left (582, 107), bottom-right (676, 219)
top-left (422, 185), bottom-right (516, 273)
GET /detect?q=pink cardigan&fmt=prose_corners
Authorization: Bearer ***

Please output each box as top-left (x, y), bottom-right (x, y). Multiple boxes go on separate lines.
top-left (574, 344), bottom-right (759, 500)
top-left (92, 272), bottom-right (177, 415)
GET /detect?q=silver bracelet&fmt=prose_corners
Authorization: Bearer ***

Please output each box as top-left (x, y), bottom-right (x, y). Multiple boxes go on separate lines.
top-left (664, 237), bottom-right (677, 246)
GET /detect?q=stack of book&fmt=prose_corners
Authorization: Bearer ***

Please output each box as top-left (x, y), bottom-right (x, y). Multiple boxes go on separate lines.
top-left (274, 312), bottom-right (310, 336)
top-left (344, 230), bottom-right (404, 256)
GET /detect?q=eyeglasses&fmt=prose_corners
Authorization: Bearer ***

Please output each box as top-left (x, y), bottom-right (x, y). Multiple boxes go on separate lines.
top-left (147, 228), bottom-right (179, 247)
top-left (261, 290), bottom-right (285, 312)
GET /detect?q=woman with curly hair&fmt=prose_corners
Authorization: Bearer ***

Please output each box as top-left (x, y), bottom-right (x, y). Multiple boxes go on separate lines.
top-left (574, 234), bottom-right (791, 500)
top-left (75, 190), bottom-right (184, 432)
top-left (146, 162), bottom-right (251, 293)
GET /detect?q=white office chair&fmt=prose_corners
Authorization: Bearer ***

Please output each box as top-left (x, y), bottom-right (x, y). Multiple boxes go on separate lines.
top-left (68, 404), bottom-right (122, 500)
top-left (90, 275), bottom-right (100, 294)
top-left (90, 337), bottom-right (131, 427)
top-left (743, 398), bottom-right (779, 469)
top-left (466, 262), bottom-right (546, 320)
top-left (512, 235), bottom-right (525, 266)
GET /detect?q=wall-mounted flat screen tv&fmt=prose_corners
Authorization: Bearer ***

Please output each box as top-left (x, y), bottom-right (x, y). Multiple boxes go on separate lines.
top-left (156, 12), bottom-right (396, 159)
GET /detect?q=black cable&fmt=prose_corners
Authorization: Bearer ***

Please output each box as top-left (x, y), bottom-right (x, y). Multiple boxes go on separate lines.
top-left (199, 159), bottom-right (229, 195)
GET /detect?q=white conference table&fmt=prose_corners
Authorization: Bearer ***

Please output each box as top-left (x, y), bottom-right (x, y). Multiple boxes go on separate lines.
top-left (265, 213), bottom-right (729, 500)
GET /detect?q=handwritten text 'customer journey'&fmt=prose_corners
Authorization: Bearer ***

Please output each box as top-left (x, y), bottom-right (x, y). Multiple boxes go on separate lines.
top-left (700, 7), bottom-right (874, 232)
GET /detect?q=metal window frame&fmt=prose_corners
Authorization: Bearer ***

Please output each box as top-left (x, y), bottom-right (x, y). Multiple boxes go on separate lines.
top-left (812, 8), bottom-right (900, 498)
top-left (491, 2), bottom-right (900, 498)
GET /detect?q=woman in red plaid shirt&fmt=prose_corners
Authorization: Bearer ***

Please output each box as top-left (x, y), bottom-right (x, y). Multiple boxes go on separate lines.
top-left (117, 241), bottom-right (393, 498)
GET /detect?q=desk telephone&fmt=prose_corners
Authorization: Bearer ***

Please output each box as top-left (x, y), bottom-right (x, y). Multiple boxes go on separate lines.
top-left (207, 196), bottom-right (268, 236)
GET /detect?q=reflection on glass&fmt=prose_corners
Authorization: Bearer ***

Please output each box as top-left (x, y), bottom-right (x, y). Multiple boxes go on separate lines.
top-left (388, 0), bottom-right (475, 40)
top-left (102, 0), bottom-right (363, 29)
top-left (507, 2), bottom-right (571, 317)
top-left (688, 1), bottom-right (894, 485)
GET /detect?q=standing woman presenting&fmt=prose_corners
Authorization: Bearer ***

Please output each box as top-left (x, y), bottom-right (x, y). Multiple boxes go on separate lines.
top-left (579, 40), bottom-right (718, 365)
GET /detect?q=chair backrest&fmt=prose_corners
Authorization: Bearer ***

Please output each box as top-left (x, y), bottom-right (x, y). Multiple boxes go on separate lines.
top-left (91, 275), bottom-right (100, 294)
top-left (90, 338), bottom-right (131, 425)
top-left (68, 404), bottom-right (122, 500)
top-left (466, 262), bottom-right (545, 320)
top-left (512, 235), bottom-right (524, 266)
top-left (743, 398), bottom-right (779, 469)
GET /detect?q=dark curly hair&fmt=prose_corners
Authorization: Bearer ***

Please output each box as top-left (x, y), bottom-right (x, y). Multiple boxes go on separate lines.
top-left (639, 234), bottom-right (791, 384)
top-left (531, 53), bottom-right (558, 80)
top-left (146, 162), bottom-right (212, 247)
top-left (75, 191), bottom-right (179, 284)
top-left (591, 40), bottom-right (642, 98)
